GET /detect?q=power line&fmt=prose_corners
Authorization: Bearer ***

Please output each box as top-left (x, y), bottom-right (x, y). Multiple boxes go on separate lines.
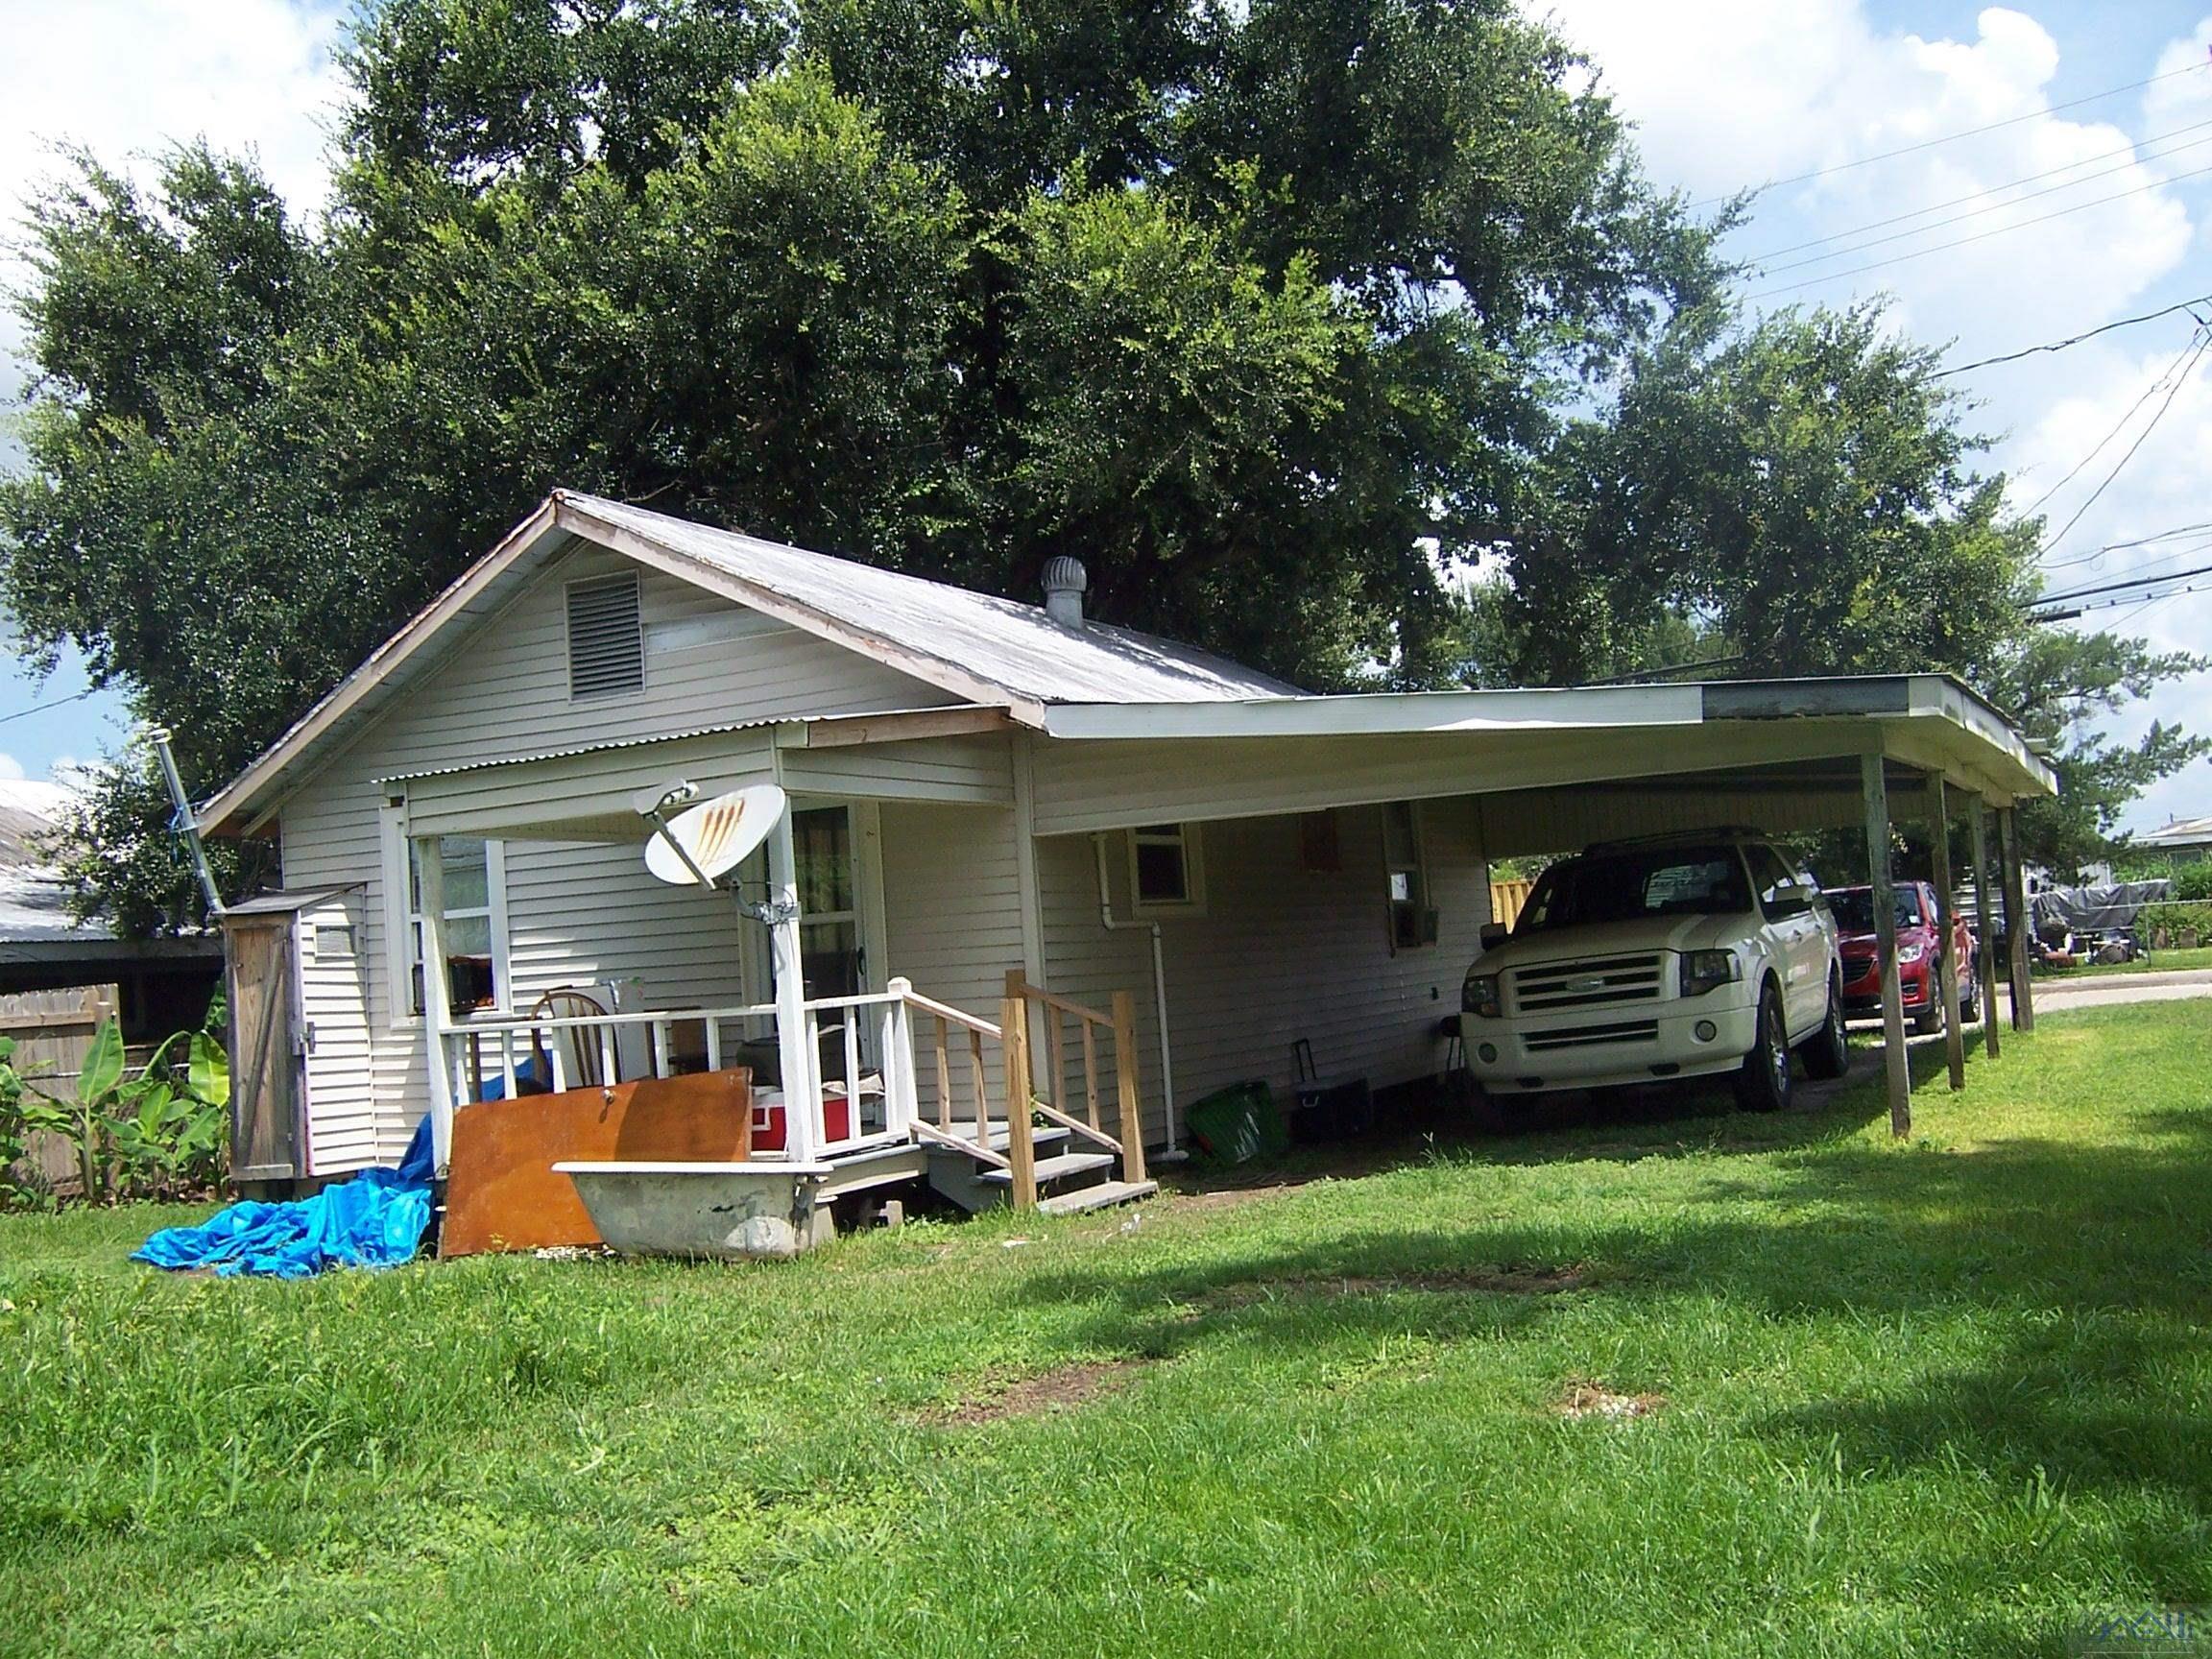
top-left (2032, 578), bottom-right (2212, 623)
top-left (1749, 125), bottom-right (2212, 275)
top-left (1936, 295), bottom-right (2212, 378)
top-left (2036, 329), bottom-right (2212, 558)
top-left (2021, 326), bottom-right (2209, 521)
top-left (2041, 518), bottom-right (2212, 572)
top-left (2035, 559), bottom-right (2212, 606)
top-left (1746, 115), bottom-right (2212, 262)
top-left (1693, 57), bottom-right (2212, 209)
top-left (0, 688), bottom-right (97, 730)
top-left (1747, 159), bottom-right (2212, 299)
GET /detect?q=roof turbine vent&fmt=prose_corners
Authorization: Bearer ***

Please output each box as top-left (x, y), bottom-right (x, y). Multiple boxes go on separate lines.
top-left (1041, 555), bottom-right (1088, 626)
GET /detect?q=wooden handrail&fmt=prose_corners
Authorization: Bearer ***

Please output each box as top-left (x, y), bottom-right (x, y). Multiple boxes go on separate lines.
top-left (1033, 1098), bottom-right (1119, 1155)
top-left (900, 988), bottom-right (1001, 1039)
top-left (1003, 978), bottom-right (1115, 1029)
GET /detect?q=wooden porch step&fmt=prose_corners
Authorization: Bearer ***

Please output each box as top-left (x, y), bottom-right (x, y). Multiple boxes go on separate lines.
top-left (979, 1151), bottom-right (1116, 1187)
top-left (1038, 1178), bottom-right (1158, 1215)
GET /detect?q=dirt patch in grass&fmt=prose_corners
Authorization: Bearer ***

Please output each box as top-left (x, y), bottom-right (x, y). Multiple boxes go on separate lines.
top-left (1555, 1380), bottom-right (1665, 1422)
top-left (1201, 1263), bottom-right (1588, 1309)
top-left (932, 1359), bottom-right (1147, 1426)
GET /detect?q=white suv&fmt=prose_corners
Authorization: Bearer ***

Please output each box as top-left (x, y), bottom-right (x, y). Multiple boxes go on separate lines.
top-left (1460, 832), bottom-right (1847, 1112)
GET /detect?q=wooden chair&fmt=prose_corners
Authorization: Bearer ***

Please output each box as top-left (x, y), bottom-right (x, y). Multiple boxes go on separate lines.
top-left (529, 987), bottom-right (613, 1090)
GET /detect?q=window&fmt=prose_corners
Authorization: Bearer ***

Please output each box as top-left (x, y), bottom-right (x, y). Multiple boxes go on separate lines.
top-left (1518, 843), bottom-right (1752, 931)
top-left (1129, 824), bottom-right (1204, 915)
top-left (1382, 801), bottom-right (1435, 950)
top-left (406, 835), bottom-right (510, 1015)
top-left (566, 572), bottom-right (644, 698)
top-left (1299, 810), bottom-right (1343, 874)
top-left (1748, 844), bottom-right (1805, 917)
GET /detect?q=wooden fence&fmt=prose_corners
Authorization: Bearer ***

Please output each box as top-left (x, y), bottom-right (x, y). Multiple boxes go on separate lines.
top-left (1489, 878), bottom-right (1534, 932)
top-left (2, 984), bottom-right (117, 1196)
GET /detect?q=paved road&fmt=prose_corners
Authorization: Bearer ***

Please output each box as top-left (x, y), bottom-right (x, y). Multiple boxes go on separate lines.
top-left (2023, 967), bottom-right (2212, 1013)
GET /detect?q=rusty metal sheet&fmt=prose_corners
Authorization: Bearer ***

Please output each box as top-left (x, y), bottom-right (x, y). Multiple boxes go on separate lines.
top-left (440, 1068), bottom-right (752, 1257)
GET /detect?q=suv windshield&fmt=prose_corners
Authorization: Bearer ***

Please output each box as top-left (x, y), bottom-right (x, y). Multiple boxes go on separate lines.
top-left (1825, 888), bottom-right (1924, 932)
top-left (1517, 845), bottom-right (1752, 931)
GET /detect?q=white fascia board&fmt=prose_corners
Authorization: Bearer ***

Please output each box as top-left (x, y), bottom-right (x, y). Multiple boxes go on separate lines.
top-left (200, 497), bottom-right (566, 835)
top-left (1040, 685), bottom-right (1704, 741)
top-left (1902, 675), bottom-right (2058, 796)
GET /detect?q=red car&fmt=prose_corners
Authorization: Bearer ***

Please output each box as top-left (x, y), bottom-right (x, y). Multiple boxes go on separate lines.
top-left (1824, 881), bottom-right (1977, 1034)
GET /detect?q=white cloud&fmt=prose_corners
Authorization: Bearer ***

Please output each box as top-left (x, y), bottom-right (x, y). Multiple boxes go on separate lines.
top-left (0, 753), bottom-right (25, 782)
top-left (1536, 0), bottom-right (2212, 831)
top-left (0, 0), bottom-right (350, 412)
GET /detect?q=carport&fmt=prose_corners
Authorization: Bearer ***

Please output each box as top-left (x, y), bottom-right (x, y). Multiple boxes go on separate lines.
top-left (1022, 674), bottom-right (2058, 1137)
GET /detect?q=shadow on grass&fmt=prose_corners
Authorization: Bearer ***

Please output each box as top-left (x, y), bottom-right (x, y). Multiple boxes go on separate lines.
top-left (1022, 1046), bottom-right (2212, 1529)
top-left (1169, 1034), bottom-right (1936, 1194)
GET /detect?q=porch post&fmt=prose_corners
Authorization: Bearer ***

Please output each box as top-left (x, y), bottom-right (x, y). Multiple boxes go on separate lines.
top-left (1998, 805), bottom-right (2034, 1033)
top-left (412, 833), bottom-right (457, 1171)
top-left (765, 805), bottom-right (818, 1164)
top-left (1862, 752), bottom-right (1911, 1137)
top-left (1925, 774), bottom-right (1965, 1091)
top-left (1968, 797), bottom-right (2001, 1059)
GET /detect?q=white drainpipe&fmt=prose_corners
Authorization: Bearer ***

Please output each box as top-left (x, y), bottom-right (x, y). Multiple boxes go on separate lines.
top-left (1093, 833), bottom-right (1181, 1158)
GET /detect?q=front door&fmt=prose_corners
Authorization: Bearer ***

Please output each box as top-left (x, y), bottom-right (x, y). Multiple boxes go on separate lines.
top-left (794, 805), bottom-right (869, 1001)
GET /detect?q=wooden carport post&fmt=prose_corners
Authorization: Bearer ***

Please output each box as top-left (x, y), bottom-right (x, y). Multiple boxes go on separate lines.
top-left (1998, 806), bottom-right (2035, 1033)
top-left (1968, 798), bottom-right (2002, 1059)
top-left (1862, 753), bottom-right (1912, 1137)
top-left (1924, 774), bottom-right (1966, 1092)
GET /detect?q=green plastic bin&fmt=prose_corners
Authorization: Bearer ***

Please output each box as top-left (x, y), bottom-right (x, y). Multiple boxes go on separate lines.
top-left (1185, 1080), bottom-right (1288, 1166)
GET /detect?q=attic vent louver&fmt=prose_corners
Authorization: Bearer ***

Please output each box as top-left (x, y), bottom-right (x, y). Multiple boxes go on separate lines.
top-left (566, 572), bottom-right (644, 699)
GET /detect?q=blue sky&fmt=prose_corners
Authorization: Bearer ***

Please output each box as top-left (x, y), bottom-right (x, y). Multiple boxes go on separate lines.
top-left (3, 2), bottom-right (2211, 833)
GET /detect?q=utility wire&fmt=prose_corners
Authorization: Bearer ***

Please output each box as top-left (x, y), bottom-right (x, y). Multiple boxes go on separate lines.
top-left (1751, 126), bottom-right (2212, 275)
top-left (2035, 559), bottom-right (2212, 606)
top-left (1747, 115), bottom-right (2212, 261)
top-left (2036, 328), bottom-right (2212, 557)
top-left (1935, 295), bottom-right (2212, 377)
top-left (2021, 326), bottom-right (2209, 522)
top-left (1747, 160), bottom-right (2212, 299)
top-left (1694, 57), bottom-right (2212, 209)
top-left (2039, 517), bottom-right (2212, 570)
top-left (0, 688), bottom-right (97, 729)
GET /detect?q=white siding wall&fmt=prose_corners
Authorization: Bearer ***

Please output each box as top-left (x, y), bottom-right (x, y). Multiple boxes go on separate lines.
top-left (297, 890), bottom-right (374, 1175)
top-left (878, 799), bottom-right (1026, 1120)
top-left (1037, 799), bottom-right (1490, 1147)
top-left (277, 544), bottom-right (961, 1170)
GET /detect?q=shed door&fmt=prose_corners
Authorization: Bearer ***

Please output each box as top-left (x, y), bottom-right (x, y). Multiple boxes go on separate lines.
top-left (227, 915), bottom-right (303, 1180)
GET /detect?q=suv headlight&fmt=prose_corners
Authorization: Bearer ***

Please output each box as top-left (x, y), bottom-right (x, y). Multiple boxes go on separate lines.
top-left (1897, 941), bottom-right (1926, 964)
top-left (1462, 971), bottom-right (1501, 1019)
top-left (1680, 950), bottom-right (1742, 998)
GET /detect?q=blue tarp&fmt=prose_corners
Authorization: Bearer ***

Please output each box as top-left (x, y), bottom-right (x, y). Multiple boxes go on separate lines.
top-left (133, 1117), bottom-right (437, 1279)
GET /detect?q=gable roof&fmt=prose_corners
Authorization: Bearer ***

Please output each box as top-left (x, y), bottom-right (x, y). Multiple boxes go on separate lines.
top-left (201, 491), bottom-right (1294, 835)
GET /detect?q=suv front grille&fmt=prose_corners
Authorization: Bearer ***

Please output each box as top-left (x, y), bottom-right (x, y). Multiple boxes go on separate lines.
top-left (1524, 1020), bottom-right (1661, 1052)
top-left (1510, 953), bottom-right (1667, 1015)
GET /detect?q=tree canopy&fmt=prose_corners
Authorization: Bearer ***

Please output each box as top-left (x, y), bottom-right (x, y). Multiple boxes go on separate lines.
top-left (0, 0), bottom-right (2200, 924)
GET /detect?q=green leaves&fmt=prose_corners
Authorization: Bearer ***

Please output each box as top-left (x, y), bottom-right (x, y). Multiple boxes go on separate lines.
top-left (75, 1020), bottom-right (125, 1111)
top-left (187, 1032), bottom-right (230, 1114)
top-left (6, 0), bottom-right (1720, 928)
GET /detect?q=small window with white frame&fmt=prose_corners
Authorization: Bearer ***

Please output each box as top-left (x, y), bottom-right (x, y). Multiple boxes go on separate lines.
top-left (1129, 823), bottom-right (1205, 916)
top-left (402, 834), bottom-right (511, 1016)
top-left (1382, 801), bottom-right (1435, 950)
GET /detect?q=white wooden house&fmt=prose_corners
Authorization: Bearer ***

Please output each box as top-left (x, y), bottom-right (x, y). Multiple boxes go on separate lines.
top-left (200, 491), bottom-right (2056, 1218)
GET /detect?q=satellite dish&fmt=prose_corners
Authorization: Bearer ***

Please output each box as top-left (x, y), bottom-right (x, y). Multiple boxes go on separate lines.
top-left (643, 784), bottom-right (786, 886)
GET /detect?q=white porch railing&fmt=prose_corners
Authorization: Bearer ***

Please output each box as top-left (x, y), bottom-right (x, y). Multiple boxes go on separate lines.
top-left (438, 980), bottom-right (926, 1164)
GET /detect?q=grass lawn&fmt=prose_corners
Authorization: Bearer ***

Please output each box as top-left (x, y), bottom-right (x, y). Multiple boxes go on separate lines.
top-left (5, 1002), bottom-right (2210, 1658)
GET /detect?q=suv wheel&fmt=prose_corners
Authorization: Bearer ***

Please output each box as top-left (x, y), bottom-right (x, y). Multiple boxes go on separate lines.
top-left (1734, 979), bottom-right (1793, 1113)
top-left (1798, 972), bottom-right (1849, 1080)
